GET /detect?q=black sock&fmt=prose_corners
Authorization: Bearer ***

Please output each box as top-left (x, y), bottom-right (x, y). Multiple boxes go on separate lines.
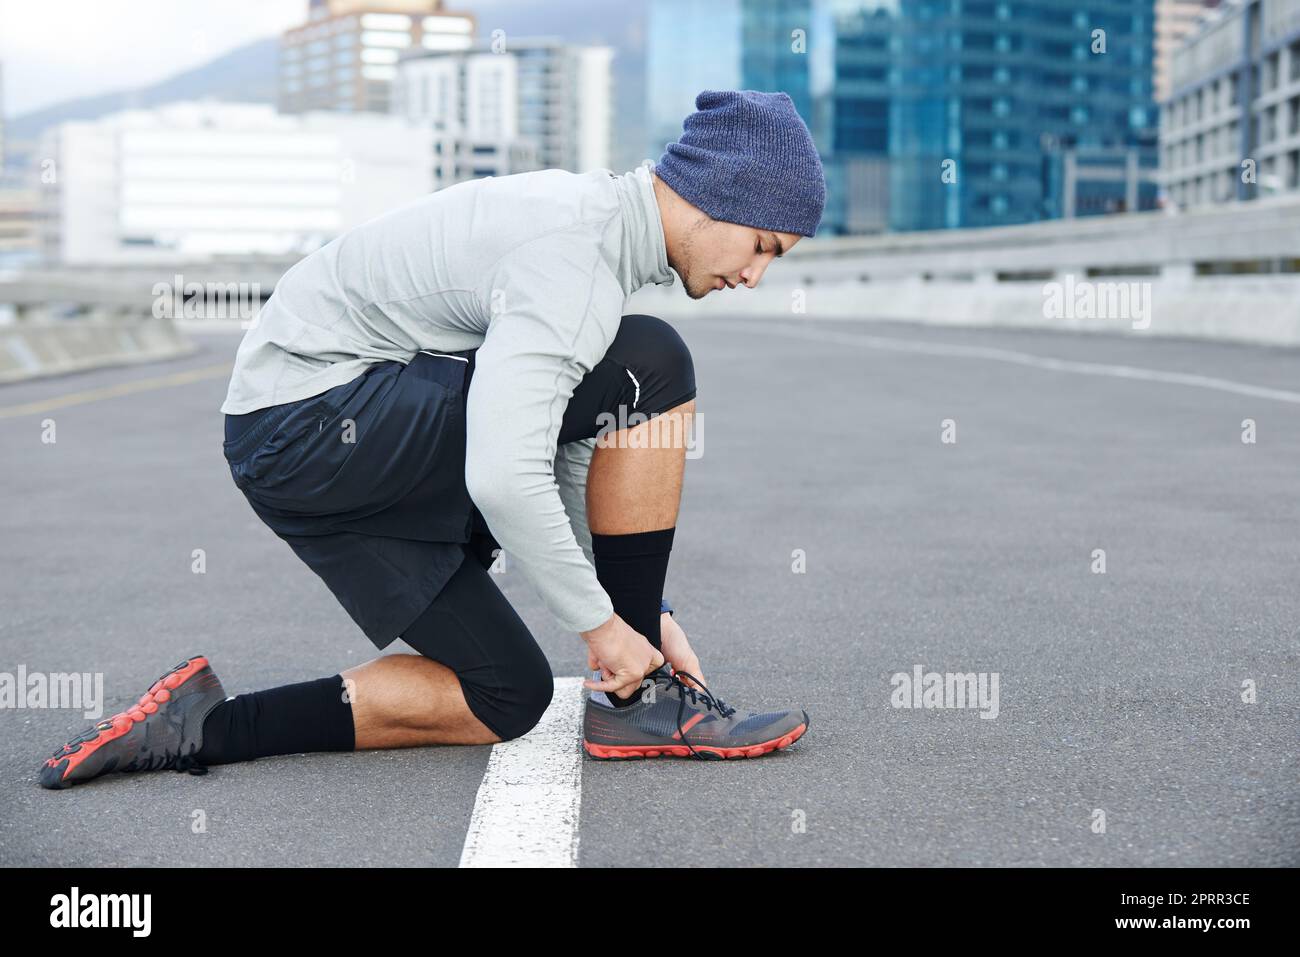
top-left (195, 674), bottom-right (355, 766)
top-left (591, 526), bottom-right (674, 707)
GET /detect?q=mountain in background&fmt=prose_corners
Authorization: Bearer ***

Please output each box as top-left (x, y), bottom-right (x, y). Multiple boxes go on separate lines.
top-left (6, 38), bottom-right (279, 144)
top-left (6, 0), bottom-right (650, 171)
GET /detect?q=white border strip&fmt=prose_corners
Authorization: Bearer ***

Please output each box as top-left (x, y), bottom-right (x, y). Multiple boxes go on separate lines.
top-left (458, 677), bottom-right (586, 868)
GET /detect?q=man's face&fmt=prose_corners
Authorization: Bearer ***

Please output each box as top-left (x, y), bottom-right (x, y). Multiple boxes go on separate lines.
top-left (670, 217), bottom-right (803, 300)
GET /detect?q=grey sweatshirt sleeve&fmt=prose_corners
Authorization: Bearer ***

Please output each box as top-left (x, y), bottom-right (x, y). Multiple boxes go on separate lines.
top-left (463, 227), bottom-right (624, 634)
top-left (555, 436), bottom-right (597, 568)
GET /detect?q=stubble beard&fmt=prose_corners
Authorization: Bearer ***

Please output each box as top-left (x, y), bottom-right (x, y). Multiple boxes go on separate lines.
top-left (670, 226), bottom-right (714, 300)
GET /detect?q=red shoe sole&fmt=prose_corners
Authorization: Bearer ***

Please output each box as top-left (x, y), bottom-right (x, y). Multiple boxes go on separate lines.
top-left (43, 656), bottom-right (211, 783)
top-left (583, 721), bottom-right (808, 760)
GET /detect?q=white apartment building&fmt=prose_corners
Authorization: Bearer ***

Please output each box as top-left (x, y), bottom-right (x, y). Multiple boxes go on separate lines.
top-left (1161, 0), bottom-right (1300, 208)
top-left (393, 49), bottom-right (537, 187)
top-left (397, 38), bottom-right (613, 175)
top-left (39, 103), bottom-right (435, 264)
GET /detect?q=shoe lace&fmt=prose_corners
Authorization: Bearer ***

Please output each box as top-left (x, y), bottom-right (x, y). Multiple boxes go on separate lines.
top-left (663, 669), bottom-right (735, 759)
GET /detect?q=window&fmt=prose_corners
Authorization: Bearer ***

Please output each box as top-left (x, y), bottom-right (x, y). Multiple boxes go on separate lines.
top-left (1264, 53), bottom-right (1279, 92)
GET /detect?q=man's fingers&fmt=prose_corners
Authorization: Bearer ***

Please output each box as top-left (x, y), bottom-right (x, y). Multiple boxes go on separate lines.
top-left (583, 673), bottom-right (641, 694)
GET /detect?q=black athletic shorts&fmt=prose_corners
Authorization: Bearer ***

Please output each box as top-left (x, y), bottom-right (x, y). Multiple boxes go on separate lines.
top-left (222, 313), bottom-right (696, 651)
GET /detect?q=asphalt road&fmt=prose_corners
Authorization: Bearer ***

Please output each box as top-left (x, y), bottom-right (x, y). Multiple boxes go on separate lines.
top-left (1, 317), bottom-right (1297, 867)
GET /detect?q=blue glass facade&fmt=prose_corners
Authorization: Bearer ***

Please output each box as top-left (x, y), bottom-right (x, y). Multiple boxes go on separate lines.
top-left (740, 0), bottom-right (816, 132)
top-left (644, 0), bottom-right (1158, 232)
top-left (645, 0), bottom-right (743, 161)
top-left (834, 0), bottom-right (1159, 231)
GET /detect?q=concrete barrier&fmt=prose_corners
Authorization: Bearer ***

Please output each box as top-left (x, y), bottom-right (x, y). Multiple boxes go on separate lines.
top-left (629, 275), bottom-right (1300, 348)
top-left (0, 319), bottom-right (196, 384)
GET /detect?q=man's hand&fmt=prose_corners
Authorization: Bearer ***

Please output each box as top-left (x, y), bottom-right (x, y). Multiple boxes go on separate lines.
top-left (659, 612), bottom-right (706, 690)
top-left (581, 613), bottom-right (665, 701)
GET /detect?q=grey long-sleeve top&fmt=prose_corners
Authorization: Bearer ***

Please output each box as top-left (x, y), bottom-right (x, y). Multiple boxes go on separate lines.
top-left (220, 165), bottom-right (677, 633)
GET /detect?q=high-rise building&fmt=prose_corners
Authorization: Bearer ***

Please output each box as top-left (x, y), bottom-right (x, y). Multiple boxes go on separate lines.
top-left (828, 0), bottom-right (1160, 232)
top-left (825, 1), bottom-right (895, 233)
top-left (279, 0), bottom-right (474, 115)
top-left (399, 39), bottom-right (613, 174)
top-left (1155, 1), bottom-right (1219, 102)
top-left (645, 0), bottom-right (742, 161)
top-left (741, 0), bottom-right (811, 114)
top-left (515, 40), bottom-right (613, 173)
top-left (644, 0), bottom-right (835, 156)
top-left (38, 103), bottom-right (436, 264)
top-left (394, 49), bottom-right (538, 188)
top-left (1161, 0), bottom-right (1300, 208)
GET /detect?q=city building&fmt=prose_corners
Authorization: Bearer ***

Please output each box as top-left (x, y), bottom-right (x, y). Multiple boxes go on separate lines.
top-left (646, 1), bottom-right (841, 224)
top-left (424, 134), bottom-right (537, 188)
top-left (824, 1), bottom-right (894, 233)
top-left (38, 103), bottom-right (436, 264)
top-left (279, 0), bottom-right (474, 115)
top-left (1160, 0), bottom-right (1300, 208)
top-left (393, 50), bottom-right (538, 188)
top-left (0, 189), bottom-right (39, 268)
top-left (827, 0), bottom-right (1160, 232)
top-left (644, 1), bottom-right (1160, 234)
top-left (399, 38), bottom-right (613, 174)
top-left (645, 0), bottom-right (742, 161)
top-left (1156, 1), bottom-right (1221, 102)
top-left (740, 0), bottom-right (835, 149)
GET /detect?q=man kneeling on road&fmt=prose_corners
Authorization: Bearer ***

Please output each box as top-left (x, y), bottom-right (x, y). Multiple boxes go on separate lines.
top-left (39, 90), bottom-right (825, 788)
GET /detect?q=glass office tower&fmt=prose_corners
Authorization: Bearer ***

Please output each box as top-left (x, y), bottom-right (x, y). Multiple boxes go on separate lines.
top-left (834, 0), bottom-right (1158, 231)
top-left (645, 0), bottom-right (743, 161)
top-left (742, 0), bottom-right (814, 130)
top-left (646, 0), bottom-right (1157, 232)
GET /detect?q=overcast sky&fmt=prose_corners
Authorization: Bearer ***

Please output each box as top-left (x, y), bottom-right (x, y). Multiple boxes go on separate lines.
top-left (0, 0), bottom-right (306, 117)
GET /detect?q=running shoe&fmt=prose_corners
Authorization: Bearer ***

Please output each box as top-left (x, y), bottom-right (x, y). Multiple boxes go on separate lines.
top-left (39, 656), bottom-right (227, 790)
top-left (583, 664), bottom-right (809, 760)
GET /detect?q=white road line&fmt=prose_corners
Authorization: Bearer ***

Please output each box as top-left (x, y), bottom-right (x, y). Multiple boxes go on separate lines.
top-left (714, 320), bottom-right (1300, 405)
top-left (458, 676), bottom-right (586, 868)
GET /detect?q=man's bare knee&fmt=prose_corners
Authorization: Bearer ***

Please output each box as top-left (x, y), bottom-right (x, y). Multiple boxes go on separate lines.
top-left (344, 653), bottom-right (501, 747)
